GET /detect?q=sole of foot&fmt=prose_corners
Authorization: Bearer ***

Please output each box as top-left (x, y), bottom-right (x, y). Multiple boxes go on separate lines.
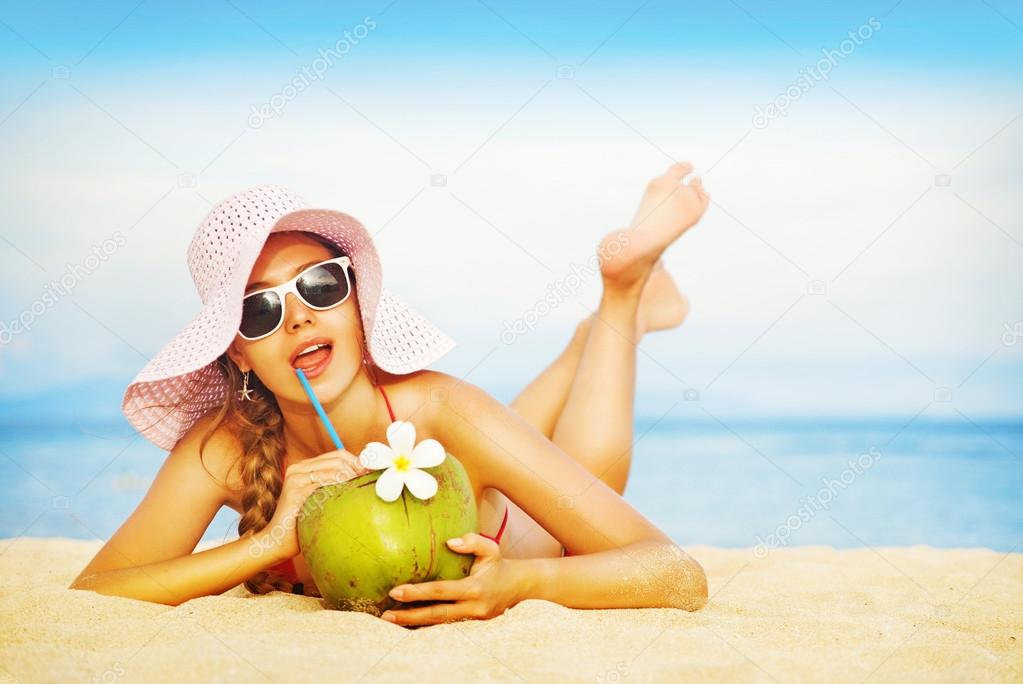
top-left (598, 161), bottom-right (710, 292)
top-left (637, 259), bottom-right (689, 335)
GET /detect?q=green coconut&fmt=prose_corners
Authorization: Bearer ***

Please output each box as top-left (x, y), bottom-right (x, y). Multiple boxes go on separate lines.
top-left (297, 452), bottom-right (478, 615)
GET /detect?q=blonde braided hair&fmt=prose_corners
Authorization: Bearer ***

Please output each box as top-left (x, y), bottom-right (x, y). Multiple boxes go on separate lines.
top-left (204, 354), bottom-right (296, 594)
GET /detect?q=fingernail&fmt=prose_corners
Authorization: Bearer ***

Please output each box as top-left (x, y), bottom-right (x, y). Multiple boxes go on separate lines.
top-left (390, 588), bottom-right (404, 599)
top-left (448, 538), bottom-right (463, 547)
top-left (382, 612), bottom-right (396, 622)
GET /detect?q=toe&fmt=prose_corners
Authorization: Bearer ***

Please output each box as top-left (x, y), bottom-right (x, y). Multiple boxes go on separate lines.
top-left (665, 161), bottom-right (694, 181)
top-left (687, 175), bottom-right (709, 203)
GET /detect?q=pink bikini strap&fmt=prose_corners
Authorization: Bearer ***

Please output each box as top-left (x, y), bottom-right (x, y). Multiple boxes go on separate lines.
top-left (377, 383), bottom-right (397, 423)
top-left (362, 346), bottom-right (397, 423)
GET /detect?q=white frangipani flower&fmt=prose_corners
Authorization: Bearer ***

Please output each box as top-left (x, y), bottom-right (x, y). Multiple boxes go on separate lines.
top-left (358, 420), bottom-right (446, 502)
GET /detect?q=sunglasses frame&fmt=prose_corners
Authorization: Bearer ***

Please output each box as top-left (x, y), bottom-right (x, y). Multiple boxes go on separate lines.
top-left (237, 255), bottom-right (353, 341)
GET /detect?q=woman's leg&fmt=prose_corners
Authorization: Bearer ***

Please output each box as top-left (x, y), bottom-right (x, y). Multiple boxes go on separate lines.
top-left (539, 161), bottom-right (707, 492)
top-left (506, 317), bottom-right (591, 439)
top-left (495, 162), bottom-right (708, 558)
top-left (508, 261), bottom-right (687, 443)
top-left (493, 280), bottom-right (662, 559)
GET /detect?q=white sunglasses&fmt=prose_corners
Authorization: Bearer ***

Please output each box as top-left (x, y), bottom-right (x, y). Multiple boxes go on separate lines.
top-left (238, 255), bottom-right (353, 341)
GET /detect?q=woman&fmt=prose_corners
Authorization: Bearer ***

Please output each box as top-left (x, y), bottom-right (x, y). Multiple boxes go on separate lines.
top-left (70, 161), bottom-right (710, 626)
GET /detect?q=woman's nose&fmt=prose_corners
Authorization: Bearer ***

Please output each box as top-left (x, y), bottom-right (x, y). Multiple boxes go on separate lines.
top-left (284, 292), bottom-right (315, 330)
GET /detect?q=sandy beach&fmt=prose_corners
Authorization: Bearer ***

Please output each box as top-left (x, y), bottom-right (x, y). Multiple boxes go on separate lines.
top-left (0, 538), bottom-right (1019, 682)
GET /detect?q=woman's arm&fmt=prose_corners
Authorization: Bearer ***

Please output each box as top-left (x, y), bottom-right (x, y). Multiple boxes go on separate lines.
top-left (428, 374), bottom-right (707, 611)
top-left (69, 530), bottom-right (286, 605)
top-left (515, 540), bottom-right (706, 610)
top-left (69, 416), bottom-right (283, 606)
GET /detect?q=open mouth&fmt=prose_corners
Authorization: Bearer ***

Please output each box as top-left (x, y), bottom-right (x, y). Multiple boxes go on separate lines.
top-left (291, 343), bottom-right (333, 371)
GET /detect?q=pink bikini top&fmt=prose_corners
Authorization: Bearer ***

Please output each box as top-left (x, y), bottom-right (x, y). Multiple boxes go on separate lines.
top-left (266, 383), bottom-right (510, 592)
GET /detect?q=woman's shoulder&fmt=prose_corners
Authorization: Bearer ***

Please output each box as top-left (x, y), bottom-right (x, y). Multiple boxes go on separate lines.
top-left (377, 369), bottom-right (463, 412)
top-left (174, 411), bottom-right (247, 506)
top-left (376, 369), bottom-right (484, 435)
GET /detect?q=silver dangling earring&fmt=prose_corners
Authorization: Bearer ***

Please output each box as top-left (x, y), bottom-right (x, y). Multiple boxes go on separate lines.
top-left (238, 370), bottom-right (254, 402)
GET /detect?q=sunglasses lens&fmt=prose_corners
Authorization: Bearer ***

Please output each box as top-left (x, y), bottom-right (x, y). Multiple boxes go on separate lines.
top-left (239, 291), bottom-right (282, 339)
top-left (297, 262), bottom-right (350, 307)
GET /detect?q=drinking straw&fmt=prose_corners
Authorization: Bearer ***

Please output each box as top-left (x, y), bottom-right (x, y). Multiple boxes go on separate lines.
top-left (294, 367), bottom-right (344, 450)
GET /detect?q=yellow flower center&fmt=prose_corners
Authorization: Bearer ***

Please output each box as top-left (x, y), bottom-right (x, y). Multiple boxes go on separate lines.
top-left (394, 454), bottom-right (411, 471)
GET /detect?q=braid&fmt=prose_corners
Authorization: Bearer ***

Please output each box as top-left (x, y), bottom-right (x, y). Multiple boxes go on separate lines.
top-left (199, 353), bottom-right (297, 595)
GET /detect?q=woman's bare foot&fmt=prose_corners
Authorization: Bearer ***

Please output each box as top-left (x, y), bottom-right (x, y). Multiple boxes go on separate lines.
top-left (574, 260), bottom-right (689, 343)
top-left (597, 161), bottom-right (709, 293)
top-left (637, 259), bottom-right (689, 336)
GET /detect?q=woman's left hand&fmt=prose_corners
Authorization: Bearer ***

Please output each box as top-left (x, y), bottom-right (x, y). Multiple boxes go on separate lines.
top-left (381, 533), bottom-right (529, 627)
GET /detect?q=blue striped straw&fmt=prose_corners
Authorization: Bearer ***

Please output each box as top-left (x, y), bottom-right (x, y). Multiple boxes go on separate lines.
top-left (294, 367), bottom-right (344, 450)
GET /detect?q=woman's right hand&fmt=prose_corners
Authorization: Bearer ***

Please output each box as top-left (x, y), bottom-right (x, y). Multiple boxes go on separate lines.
top-left (257, 449), bottom-right (371, 563)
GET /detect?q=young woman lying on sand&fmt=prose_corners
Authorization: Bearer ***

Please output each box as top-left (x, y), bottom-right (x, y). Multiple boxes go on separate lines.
top-left (70, 162), bottom-right (710, 626)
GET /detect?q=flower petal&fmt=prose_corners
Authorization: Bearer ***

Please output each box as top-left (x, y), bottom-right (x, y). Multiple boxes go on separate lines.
top-left (359, 442), bottom-right (394, 470)
top-left (410, 439), bottom-right (445, 468)
top-left (375, 467), bottom-right (405, 502)
top-left (386, 421), bottom-right (416, 457)
top-left (403, 468), bottom-right (438, 500)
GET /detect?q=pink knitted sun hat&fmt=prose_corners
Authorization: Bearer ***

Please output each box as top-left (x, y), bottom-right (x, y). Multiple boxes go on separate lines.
top-left (121, 184), bottom-right (456, 451)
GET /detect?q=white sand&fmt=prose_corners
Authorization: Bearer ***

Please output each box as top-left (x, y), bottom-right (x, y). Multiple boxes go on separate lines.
top-left (1, 538), bottom-right (1020, 682)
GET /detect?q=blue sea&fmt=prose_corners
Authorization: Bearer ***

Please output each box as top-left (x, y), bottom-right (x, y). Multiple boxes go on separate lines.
top-left (1, 419), bottom-right (1020, 552)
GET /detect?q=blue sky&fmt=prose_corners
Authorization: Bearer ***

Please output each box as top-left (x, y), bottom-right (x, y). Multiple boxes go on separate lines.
top-left (2, 2), bottom-right (1022, 67)
top-left (1, 1), bottom-right (1021, 427)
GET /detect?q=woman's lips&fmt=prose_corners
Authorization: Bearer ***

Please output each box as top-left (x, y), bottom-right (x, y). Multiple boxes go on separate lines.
top-left (292, 345), bottom-right (333, 378)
